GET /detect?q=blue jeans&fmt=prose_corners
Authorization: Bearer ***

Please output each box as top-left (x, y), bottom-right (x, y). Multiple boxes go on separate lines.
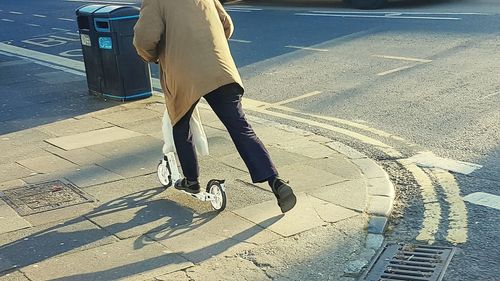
top-left (172, 83), bottom-right (278, 183)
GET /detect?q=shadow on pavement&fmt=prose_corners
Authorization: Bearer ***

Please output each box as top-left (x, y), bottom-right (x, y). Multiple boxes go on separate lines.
top-left (0, 187), bottom-right (213, 275)
top-left (0, 53), bottom-right (122, 136)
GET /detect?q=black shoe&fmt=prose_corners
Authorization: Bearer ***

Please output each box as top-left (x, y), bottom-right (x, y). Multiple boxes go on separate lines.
top-left (271, 178), bottom-right (297, 213)
top-left (174, 178), bottom-right (201, 194)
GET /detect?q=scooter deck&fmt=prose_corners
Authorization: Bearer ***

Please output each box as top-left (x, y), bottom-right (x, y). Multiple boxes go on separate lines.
top-left (179, 190), bottom-right (215, 202)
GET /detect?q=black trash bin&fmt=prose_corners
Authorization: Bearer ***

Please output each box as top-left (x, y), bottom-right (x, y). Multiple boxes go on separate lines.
top-left (76, 5), bottom-right (152, 101)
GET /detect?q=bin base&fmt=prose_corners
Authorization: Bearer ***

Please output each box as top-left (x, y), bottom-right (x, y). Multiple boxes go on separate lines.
top-left (89, 89), bottom-right (152, 101)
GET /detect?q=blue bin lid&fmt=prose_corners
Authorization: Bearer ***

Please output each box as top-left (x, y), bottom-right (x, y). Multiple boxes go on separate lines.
top-left (76, 4), bottom-right (107, 15)
top-left (93, 5), bottom-right (140, 19)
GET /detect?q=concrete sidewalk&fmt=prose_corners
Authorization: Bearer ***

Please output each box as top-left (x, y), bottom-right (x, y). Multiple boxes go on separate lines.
top-left (0, 54), bottom-right (394, 281)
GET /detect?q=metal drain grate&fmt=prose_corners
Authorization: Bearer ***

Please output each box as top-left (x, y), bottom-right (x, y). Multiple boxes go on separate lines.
top-left (362, 243), bottom-right (456, 281)
top-left (0, 180), bottom-right (93, 216)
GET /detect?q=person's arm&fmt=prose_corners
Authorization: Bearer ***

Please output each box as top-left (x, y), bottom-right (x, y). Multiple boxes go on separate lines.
top-left (133, 0), bottom-right (164, 62)
top-left (213, 0), bottom-right (234, 39)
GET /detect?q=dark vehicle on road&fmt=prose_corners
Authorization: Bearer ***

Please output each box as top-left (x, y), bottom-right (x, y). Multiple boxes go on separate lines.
top-left (220, 0), bottom-right (387, 9)
top-left (343, 0), bottom-right (387, 9)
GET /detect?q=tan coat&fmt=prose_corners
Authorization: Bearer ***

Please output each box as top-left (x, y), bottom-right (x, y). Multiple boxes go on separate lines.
top-left (133, 0), bottom-right (243, 125)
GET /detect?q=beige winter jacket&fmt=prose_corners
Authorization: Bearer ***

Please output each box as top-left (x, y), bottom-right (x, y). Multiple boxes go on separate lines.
top-left (133, 0), bottom-right (243, 125)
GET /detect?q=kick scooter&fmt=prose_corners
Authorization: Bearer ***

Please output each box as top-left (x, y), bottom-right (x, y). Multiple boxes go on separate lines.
top-left (157, 152), bottom-right (227, 212)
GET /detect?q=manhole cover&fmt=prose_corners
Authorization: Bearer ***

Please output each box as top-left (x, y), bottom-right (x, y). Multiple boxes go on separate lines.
top-left (0, 180), bottom-right (93, 216)
top-left (362, 243), bottom-right (456, 281)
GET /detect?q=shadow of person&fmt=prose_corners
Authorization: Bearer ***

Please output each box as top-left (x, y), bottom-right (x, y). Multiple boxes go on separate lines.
top-left (0, 187), bottom-right (215, 275)
top-left (46, 215), bottom-right (284, 281)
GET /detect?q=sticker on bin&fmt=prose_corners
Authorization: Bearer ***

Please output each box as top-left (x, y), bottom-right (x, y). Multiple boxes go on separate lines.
top-left (98, 37), bottom-right (112, 49)
top-left (80, 34), bottom-right (91, 47)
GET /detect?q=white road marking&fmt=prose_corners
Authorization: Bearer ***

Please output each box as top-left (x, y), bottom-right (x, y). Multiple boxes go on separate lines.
top-left (295, 13), bottom-right (462, 21)
top-left (273, 91), bottom-right (323, 106)
top-left (32, 14), bottom-right (47, 18)
top-left (377, 65), bottom-right (419, 76)
top-left (0, 50), bottom-right (85, 76)
top-left (1, 19), bottom-right (14, 22)
top-left (373, 55), bottom-right (433, 63)
top-left (58, 18), bottom-right (76, 22)
top-left (0, 43), bottom-right (84, 71)
top-left (9, 11), bottom-right (23, 15)
top-left (285, 45), bottom-right (329, 52)
top-left (65, 0), bottom-right (136, 4)
top-left (226, 7), bottom-right (262, 11)
top-left (229, 39), bottom-right (252, 43)
top-left (463, 192), bottom-right (500, 211)
top-left (52, 28), bottom-right (71, 32)
top-left (400, 163), bottom-right (441, 244)
top-left (431, 169), bottom-right (468, 244)
top-left (308, 11), bottom-right (489, 16)
top-left (26, 23), bottom-right (41, 27)
top-left (404, 152), bottom-right (482, 175)
top-left (225, 9), bottom-right (252, 13)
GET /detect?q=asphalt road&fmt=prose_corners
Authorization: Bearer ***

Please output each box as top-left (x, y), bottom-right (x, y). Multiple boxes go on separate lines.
top-left (1, 0), bottom-right (499, 280)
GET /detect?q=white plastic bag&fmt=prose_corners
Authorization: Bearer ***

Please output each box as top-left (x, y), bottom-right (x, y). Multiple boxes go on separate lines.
top-left (162, 107), bottom-right (209, 156)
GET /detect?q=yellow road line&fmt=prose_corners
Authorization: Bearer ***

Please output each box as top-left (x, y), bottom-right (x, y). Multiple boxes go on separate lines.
top-left (373, 55), bottom-right (433, 63)
top-left (400, 163), bottom-right (441, 244)
top-left (242, 98), bottom-right (403, 157)
top-left (430, 169), bottom-right (468, 244)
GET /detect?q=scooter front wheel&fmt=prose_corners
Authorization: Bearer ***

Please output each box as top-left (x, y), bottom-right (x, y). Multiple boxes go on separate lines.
top-left (206, 180), bottom-right (227, 212)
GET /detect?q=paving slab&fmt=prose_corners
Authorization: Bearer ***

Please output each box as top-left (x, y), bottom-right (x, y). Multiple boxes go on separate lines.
top-left (148, 220), bottom-right (256, 264)
top-left (235, 216), bottom-right (367, 281)
top-left (22, 202), bottom-right (96, 227)
top-left (304, 154), bottom-right (364, 180)
top-left (94, 108), bottom-right (162, 126)
top-left (309, 179), bottom-right (367, 212)
top-left (220, 147), bottom-right (310, 173)
top-left (233, 193), bottom-right (326, 237)
top-left (0, 180), bottom-right (26, 192)
top-left (0, 163), bottom-right (34, 182)
top-left (64, 164), bottom-right (125, 188)
top-left (277, 163), bottom-right (346, 192)
top-left (0, 143), bottom-right (50, 166)
top-left (45, 127), bottom-right (143, 151)
top-left (96, 155), bottom-right (158, 179)
top-left (43, 146), bottom-right (108, 166)
top-left (309, 196), bottom-right (360, 223)
top-left (0, 217), bottom-right (117, 273)
top-left (37, 117), bottom-right (111, 137)
top-left (16, 154), bottom-right (78, 174)
top-left (119, 117), bottom-right (163, 139)
top-left (21, 236), bottom-right (192, 281)
top-left (86, 135), bottom-right (162, 158)
top-left (87, 196), bottom-right (198, 240)
top-left (0, 200), bottom-right (31, 236)
top-left (270, 138), bottom-right (337, 159)
top-left (156, 256), bottom-right (271, 281)
top-left (0, 271), bottom-right (30, 281)
top-left (82, 174), bottom-right (163, 203)
top-left (172, 211), bottom-right (281, 245)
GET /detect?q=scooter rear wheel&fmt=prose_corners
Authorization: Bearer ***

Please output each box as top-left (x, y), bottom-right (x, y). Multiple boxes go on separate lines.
top-left (206, 180), bottom-right (227, 212)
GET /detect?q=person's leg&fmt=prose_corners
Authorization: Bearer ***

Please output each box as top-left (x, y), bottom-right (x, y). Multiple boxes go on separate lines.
top-left (204, 84), bottom-right (277, 183)
top-left (204, 83), bottom-right (296, 212)
top-left (172, 102), bottom-right (200, 193)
